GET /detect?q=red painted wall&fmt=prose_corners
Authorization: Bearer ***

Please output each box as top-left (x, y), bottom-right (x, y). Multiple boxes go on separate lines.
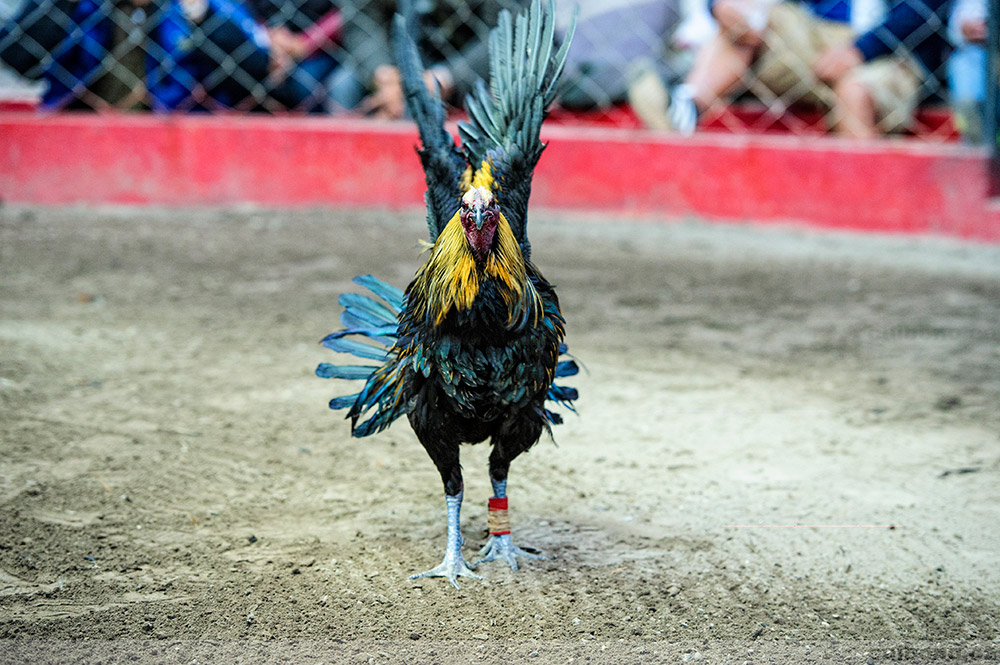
top-left (1, 113), bottom-right (996, 241)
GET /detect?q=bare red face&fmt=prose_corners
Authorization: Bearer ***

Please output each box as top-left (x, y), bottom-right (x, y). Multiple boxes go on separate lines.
top-left (460, 185), bottom-right (500, 262)
top-left (460, 205), bottom-right (499, 262)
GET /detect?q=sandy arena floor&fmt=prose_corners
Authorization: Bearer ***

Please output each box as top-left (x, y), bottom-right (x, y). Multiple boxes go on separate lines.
top-left (0, 206), bottom-right (998, 664)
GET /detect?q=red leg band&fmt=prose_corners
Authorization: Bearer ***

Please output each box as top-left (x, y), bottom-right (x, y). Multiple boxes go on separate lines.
top-left (488, 497), bottom-right (510, 535)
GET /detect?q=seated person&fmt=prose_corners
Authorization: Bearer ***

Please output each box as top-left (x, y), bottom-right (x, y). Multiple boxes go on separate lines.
top-left (0, 0), bottom-right (273, 111)
top-left (555, 0), bottom-right (682, 111)
top-left (331, 0), bottom-right (517, 118)
top-left (245, 0), bottom-right (341, 112)
top-left (645, 0), bottom-right (950, 137)
top-left (947, 0), bottom-right (987, 143)
top-left (1, 0), bottom-right (159, 110)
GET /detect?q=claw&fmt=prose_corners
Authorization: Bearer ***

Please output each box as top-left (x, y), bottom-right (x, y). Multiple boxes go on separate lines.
top-left (473, 533), bottom-right (549, 571)
top-left (410, 554), bottom-right (483, 589)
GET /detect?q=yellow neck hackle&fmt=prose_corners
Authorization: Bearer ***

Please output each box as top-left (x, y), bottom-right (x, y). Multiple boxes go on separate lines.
top-left (470, 161), bottom-right (494, 191)
top-left (411, 210), bottom-right (540, 327)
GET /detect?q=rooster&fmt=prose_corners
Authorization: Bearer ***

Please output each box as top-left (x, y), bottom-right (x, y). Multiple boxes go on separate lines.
top-left (317, 0), bottom-right (577, 588)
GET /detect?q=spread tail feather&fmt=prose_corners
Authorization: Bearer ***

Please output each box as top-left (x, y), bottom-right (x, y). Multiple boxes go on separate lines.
top-left (317, 275), bottom-right (410, 437)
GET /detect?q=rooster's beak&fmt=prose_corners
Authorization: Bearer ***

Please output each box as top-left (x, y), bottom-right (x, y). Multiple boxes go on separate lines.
top-left (474, 207), bottom-right (484, 230)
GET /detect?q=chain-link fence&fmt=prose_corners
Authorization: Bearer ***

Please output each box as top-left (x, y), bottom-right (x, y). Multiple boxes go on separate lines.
top-left (0, 0), bottom-right (991, 141)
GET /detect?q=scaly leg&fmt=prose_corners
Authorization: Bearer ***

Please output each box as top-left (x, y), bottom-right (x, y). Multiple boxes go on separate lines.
top-left (407, 420), bottom-right (481, 589)
top-left (473, 476), bottom-right (548, 571)
top-left (409, 488), bottom-right (482, 589)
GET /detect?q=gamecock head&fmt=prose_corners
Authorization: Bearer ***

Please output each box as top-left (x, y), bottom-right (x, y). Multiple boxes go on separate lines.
top-left (459, 186), bottom-right (500, 262)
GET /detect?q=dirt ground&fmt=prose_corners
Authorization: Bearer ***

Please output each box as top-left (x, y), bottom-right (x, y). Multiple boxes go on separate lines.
top-left (1, 205), bottom-right (998, 664)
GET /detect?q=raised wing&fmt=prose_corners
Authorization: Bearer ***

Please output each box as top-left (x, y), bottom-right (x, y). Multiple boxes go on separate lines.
top-left (392, 7), bottom-right (468, 241)
top-left (458, 0), bottom-right (576, 250)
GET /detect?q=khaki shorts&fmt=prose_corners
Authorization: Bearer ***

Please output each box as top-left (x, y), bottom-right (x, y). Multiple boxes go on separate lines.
top-left (753, 2), bottom-right (923, 132)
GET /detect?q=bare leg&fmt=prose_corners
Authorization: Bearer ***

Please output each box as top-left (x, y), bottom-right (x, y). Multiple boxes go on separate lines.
top-left (831, 74), bottom-right (878, 138)
top-left (686, 33), bottom-right (758, 111)
top-left (630, 15), bottom-right (758, 133)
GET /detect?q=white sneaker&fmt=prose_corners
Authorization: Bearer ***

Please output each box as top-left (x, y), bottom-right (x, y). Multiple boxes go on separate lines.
top-left (627, 62), bottom-right (699, 136)
top-left (668, 84), bottom-right (698, 136)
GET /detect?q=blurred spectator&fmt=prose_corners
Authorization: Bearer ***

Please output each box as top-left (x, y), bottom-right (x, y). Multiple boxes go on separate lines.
top-left (947, 0), bottom-right (986, 143)
top-left (153, 0), bottom-right (274, 110)
top-left (2, 0), bottom-right (153, 109)
top-left (554, 0), bottom-right (682, 111)
top-left (0, 0), bottom-right (273, 110)
top-left (246, 0), bottom-right (341, 111)
top-left (331, 0), bottom-right (518, 118)
top-left (641, 0), bottom-right (950, 137)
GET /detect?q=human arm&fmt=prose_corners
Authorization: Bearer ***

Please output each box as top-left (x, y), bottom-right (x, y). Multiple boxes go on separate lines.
top-left (298, 9), bottom-right (342, 56)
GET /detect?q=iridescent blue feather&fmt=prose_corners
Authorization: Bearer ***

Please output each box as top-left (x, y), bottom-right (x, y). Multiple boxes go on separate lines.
top-left (318, 274), bottom-right (579, 434)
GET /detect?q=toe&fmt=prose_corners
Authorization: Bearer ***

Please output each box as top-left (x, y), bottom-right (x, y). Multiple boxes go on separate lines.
top-left (410, 557), bottom-right (482, 586)
top-left (470, 553), bottom-right (491, 568)
top-left (504, 552), bottom-right (519, 572)
top-left (477, 535), bottom-right (497, 557)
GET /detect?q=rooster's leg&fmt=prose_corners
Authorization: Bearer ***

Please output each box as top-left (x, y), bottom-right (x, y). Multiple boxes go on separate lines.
top-left (409, 489), bottom-right (481, 589)
top-left (473, 444), bottom-right (549, 571)
top-left (409, 442), bottom-right (481, 589)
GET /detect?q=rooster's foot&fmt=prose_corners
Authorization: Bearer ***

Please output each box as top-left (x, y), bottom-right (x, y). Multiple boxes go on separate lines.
top-left (473, 534), bottom-right (548, 571)
top-left (409, 552), bottom-right (482, 589)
